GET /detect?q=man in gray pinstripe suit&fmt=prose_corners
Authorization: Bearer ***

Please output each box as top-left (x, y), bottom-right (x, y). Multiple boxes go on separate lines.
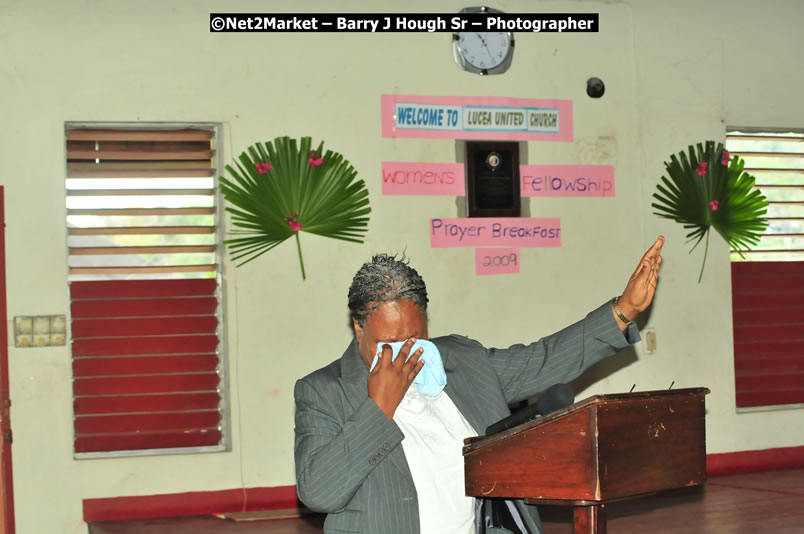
top-left (295, 237), bottom-right (664, 533)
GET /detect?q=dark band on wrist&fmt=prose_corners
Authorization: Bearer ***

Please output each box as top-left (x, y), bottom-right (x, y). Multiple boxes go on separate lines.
top-left (613, 296), bottom-right (632, 326)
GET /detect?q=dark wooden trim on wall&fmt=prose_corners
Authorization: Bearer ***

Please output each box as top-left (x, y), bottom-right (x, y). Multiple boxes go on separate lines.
top-left (83, 485), bottom-right (301, 523)
top-left (706, 445), bottom-right (804, 476)
top-left (83, 446), bottom-right (804, 523)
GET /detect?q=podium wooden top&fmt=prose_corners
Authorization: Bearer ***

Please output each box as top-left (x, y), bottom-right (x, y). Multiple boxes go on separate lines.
top-left (462, 387), bottom-right (710, 503)
top-left (464, 387), bottom-right (709, 453)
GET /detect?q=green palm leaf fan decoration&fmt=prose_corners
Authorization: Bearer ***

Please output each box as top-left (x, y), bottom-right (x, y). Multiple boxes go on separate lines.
top-left (219, 136), bottom-right (370, 280)
top-left (652, 140), bottom-right (769, 282)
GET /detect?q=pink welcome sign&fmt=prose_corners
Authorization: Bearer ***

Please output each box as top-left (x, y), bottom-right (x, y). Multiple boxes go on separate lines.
top-left (430, 218), bottom-right (561, 248)
top-left (520, 165), bottom-right (615, 197)
top-left (382, 94), bottom-right (573, 142)
top-left (475, 248), bottom-right (521, 275)
top-left (382, 162), bottom-right (466, 196)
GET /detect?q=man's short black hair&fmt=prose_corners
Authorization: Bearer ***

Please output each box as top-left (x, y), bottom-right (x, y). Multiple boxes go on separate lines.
top-left (347, 253), bottom-right (429, 327)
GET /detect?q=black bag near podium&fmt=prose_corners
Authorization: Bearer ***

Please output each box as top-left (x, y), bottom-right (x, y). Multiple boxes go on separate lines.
top-left (475, 498), bottom-right (530, 534)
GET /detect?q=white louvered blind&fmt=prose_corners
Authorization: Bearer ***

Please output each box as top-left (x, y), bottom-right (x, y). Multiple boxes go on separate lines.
top-left (726, 131), bottom-right (803, 261)
top-left (66, 127), bottom-right (219, 278)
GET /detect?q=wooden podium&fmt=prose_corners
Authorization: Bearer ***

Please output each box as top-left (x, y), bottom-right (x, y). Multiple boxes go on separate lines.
top-left (463, 388), bottom-right (709, 534)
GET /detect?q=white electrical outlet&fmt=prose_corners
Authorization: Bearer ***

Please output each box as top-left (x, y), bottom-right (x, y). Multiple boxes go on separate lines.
top-left (645, 329), bottom-right (657, 354)
top-left (14, 315), bottom-right (67, 347)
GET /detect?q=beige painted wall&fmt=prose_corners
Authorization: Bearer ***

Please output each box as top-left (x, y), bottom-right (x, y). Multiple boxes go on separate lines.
top-left (1, 0), bottom-right (802, 531)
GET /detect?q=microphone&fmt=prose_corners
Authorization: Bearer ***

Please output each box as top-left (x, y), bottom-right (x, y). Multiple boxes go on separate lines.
top-left (535, 383), bottom-right (575, 415)
top-left (484, 383), bottom-right (574, 436)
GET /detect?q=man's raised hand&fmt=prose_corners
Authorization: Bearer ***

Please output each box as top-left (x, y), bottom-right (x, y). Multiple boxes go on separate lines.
top-left (615, 236), bottom-right (664, 327)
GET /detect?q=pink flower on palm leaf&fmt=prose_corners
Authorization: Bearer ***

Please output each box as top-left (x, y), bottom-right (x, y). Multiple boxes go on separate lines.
top-left (308, 151), bottom-right (323, 168)
top-left (254, 162), bottom-right (272, 174)
top-left (696, 162), bottom-right (708, 176)
top-left (285, 212), bottom-right (301, 232)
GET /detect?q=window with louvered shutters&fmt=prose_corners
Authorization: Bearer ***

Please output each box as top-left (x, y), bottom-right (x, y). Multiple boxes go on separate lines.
top-left (66, 125), bottom-right (226, 454)
top-left (726, 130), bottom-right (804, 409)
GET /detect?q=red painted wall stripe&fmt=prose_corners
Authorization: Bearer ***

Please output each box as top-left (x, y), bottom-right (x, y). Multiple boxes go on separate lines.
top-left (733, 340), bottom-right (804, 359)
top-left (70, 280), bottom-right (223, 454)
top-left (730, 260), bottom-right (804, 277)
top-left (731, 275), bottom-right (804, 294)
top-left (734, 348), bottom-right (804, 363)
top-left (73, 373), bottom-right (219, 396)
top-left (732, 292), bottom-right (804, 308)
top-left (72, 335), bottom-right (219, 357)
top-left (71, 279), bottom-right (216, 299)
top-left (75, 410), bottom-right (220, 434)
top-left (733, 324), bottom-right (804, 344)
top-left (732, 262), bottom-right (804, 408)
top-left (707, 445), bottom-right (804, 476)
top-left (75, 429), bottom-right (222, 454)
top-left (82, 446), bottom-right (804, 523)
top-left (73, 354), bottom-right (219, 377)
top-left (735, 391), bottom-right (804, 407)
top-left (72, 316), bottom-right (218, 338)
top-left (83, 485), bottom-right (301, 522)
top-left (734, 356), bottom-right (804, 375)
top-left (75, 392), bottom-right (220, 415)
top-left (733, 307), bottom-right (804, 326)
top-left (735, 373), bottom-right (804, 390)
top-left (0, 188), bottom-right (16, 532)
top-left (71, 297), bottom-right (218, 319)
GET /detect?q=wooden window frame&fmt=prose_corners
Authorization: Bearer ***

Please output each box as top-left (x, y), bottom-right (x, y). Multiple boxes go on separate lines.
top-left (65, 122), bottom-right (230, 457)
top-left (726, 128), bottom-right (804, 411)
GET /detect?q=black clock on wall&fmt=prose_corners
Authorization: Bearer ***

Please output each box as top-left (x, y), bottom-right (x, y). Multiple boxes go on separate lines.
top-left (452, 6), bottom-right (515, 75)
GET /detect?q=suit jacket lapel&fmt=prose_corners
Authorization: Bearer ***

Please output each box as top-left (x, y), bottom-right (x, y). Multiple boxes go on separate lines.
top-left (339, 337), bottom-right (370, 411)
top-left (440, 346), bottom-right (490, 436)
top-left (339, 338), bottom-right (415, 486)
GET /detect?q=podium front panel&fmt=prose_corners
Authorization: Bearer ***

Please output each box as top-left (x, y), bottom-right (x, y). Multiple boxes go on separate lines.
top-left (464, 407), bottom-right (598, 500)
top-left (596, 391), bottom-right (707, 499)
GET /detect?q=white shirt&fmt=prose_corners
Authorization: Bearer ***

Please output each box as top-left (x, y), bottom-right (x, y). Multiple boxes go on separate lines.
top-left (393, 384), bottom-right (477, 534)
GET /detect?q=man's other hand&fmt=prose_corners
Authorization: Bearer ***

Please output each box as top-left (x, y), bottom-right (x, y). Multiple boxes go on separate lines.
top-left (368, 338), bottom-right (425, 419)
top-left (614, 236), bottom-right (664, 328)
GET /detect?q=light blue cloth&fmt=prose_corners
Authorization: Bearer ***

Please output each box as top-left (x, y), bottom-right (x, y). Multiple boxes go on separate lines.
top-left (369, 339), bottom-right (447, 397)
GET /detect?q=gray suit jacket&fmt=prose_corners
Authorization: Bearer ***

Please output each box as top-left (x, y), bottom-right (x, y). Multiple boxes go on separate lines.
top-left (294, 300), bottom-right (639, 533)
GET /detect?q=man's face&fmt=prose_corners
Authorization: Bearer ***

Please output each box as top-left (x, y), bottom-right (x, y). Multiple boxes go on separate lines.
top-left (353, 299), bottom-right (428, 369)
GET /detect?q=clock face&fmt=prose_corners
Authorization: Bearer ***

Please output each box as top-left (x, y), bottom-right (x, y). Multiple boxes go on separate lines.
top-left (454, 32), bottom-right (513, 74)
